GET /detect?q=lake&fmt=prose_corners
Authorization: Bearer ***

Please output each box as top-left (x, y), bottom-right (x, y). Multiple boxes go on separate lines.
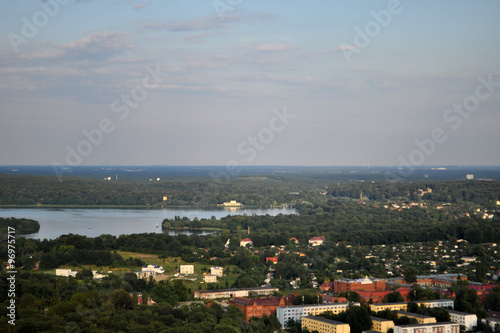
top-left (0, 207), bottom-right (297, 239)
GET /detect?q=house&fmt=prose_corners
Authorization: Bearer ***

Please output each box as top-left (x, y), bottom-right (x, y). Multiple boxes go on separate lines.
top-left (130, 292), bottom-right (155, 306)
top-left (180, 265), bottom-right (194, 275)
top-left (55, 268), bottom-right (77, 277)
top-left (266, 257), bottom-right (279, 264)
top-left (229, 296), bottom-right (286, 321)
top-left (204, 275), bottom-right (218, 283)
top-left (210, 267), bottom-right (224, 277)
top-left (302, 316), bottom-right (350, 333)
top-left (290, 237), bottom-right (299, 244)
top-left (92, 271), bottom-right (105, 279)
top-left (220, 200), bottom-right (242, 207)
top-left (142, 264), bottom-right (164, 274)
top-left (135, 270), bottom-right (156, 279)
top-left (240, 238), bottom-right (253, 247)
top-left (321, 294), bottom-right (348, 304)
top-left (309, 236), bottom-right (325, 247)
top-left (319, 282), bottom-right (335, 292)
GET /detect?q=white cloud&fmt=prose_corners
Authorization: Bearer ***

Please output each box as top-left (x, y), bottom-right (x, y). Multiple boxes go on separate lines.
top-left (143, 15), bottom-right (240, 32)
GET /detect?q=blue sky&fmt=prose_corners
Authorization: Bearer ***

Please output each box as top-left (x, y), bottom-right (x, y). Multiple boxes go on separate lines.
top-left (1, 0), bottom-right (499, 167)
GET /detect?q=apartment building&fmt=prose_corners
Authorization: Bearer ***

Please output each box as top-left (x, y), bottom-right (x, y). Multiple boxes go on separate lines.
top-left (277, 302), bottom-right (349, 328)
top-left (394, 322), bottom-right (460, 333)
top-left (302, 316), bottom-right (350, 333)
top-left (447, 310), bottom-right (477, 330)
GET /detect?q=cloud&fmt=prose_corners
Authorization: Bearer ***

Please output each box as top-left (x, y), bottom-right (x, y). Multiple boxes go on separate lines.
top-left (254, 43), bottom-right (297, 51)
top-left (133, 2), bottom-right (151, 10)
top-left (231, 74), bottom-right (315, 85)
top-left (182, 33), bottom-right (214, 43)
top-left (336, 44), bottom-right (358, 52)
top-left (143, 15), bottom-right (241, 32)
top-left (60, 32), bottom-right (132, 61)
top-left (235, 43), bottom-right (298, 52)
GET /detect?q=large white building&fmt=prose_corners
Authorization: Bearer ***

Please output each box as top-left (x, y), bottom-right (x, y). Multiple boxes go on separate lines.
top-left (394, 322), bottom-right (460, 333)
top-left (447, 310), bottom-right (477, 330)
top-left (193, 286), bottom-right (278, 299)
top-left (180, 265), bottom-right (194, 275)
top-left (276, 302), bottom-right (349, 328)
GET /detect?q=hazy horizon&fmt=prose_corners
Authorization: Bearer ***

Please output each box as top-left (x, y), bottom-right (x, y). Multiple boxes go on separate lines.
top-left (1, 1), bottom-right (499, 167)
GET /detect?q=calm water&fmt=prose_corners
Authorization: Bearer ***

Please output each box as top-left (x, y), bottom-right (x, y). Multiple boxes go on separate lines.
top-left (0, 207), bottom-right (296, 239)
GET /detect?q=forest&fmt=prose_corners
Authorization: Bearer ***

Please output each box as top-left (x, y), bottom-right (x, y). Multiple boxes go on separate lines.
top-left (0, 270), bottom-right (280, 332)
top-left (0, 217), bottom-right (40, 240)
top-left (2, 172), bottom-right (500, 209)
top-left (0, 173), bottom-right (321, 208)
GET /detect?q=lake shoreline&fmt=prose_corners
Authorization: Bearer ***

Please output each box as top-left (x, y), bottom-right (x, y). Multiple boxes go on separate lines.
top-left (0, 207), bottom-right (297, 240)
top-left (0, 204), bottom-right (276, 210)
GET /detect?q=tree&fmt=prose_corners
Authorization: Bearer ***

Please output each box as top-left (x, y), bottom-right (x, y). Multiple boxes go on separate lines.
top-left (342, 290), bottom-right (361, 302)
top-left (111, 289), bottom-right (135, 310)
top-left (404, 267), bottom-right (417, 284)
top-left (39, 252), bottom-right (58, 269)
top-left (322, 306), bottom-right (372, 333)
top-left (383, 291), bottom-right (404, 303)
top-left (76, 268), bottom-right (93, 279)
top-left (486, 287), bottom-right (500, 311)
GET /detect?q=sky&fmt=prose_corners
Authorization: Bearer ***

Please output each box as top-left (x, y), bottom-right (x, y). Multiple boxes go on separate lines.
top-left (0, 0), bottom-right (499, 167)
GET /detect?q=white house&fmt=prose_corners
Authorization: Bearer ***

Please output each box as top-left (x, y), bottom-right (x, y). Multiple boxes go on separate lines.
top-left (240, 238), bottom-right (253, 247)
top-left (92, 271), bottom-right (106, 279)
top-left (204, 275), bottom-right (218, 283)
top-left (210, 267), bottom-right (224, 277)
top-left (308, 236), bottom-right (325, 247)
top-left (55, 268), bottom-right (77, 277)
top-left (180, 265), bottom-right (194, 275)
top-left (135, 270), bottom-right (156, 279)
top-left (142, 264), bottom-right (164, 274)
